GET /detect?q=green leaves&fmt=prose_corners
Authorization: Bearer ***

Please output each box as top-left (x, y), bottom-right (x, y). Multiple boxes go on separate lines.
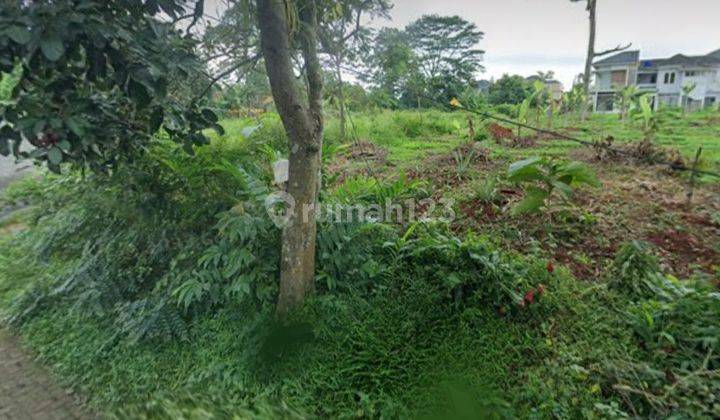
top-left (507, 157), bottom-right (600, 216)
top-left (40, 32), bottom-right (65, 61)
top-left (47, 146), bottom-right (62, 165)
top-left (558, 161), bottom-right (600, 188)
top-left (511, 186), bottom-right (548, 215)
top-left (0, 1), bottom-right (217, 172)
top-left (5, 25), bottom-right (31, 45)
top-left (65, 116), bottom-right (86, 138)
top-left (508, 156), bottom-right (543, 182)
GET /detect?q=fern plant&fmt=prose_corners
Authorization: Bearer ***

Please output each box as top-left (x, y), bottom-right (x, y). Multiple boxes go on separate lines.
top-left (7, 124), bottom-right (277, 343)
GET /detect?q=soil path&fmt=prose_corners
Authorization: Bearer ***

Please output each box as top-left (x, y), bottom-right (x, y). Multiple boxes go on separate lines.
top-left (0, 330), bottom-right (93, 420)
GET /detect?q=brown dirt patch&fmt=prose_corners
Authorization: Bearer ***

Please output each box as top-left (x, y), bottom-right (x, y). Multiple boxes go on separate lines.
top-left (407, 142), bottom-right (495, 190)
top-left (0, 329), bottom-right (93, 419)
top-left (326, 140), bottom-right (392, 184)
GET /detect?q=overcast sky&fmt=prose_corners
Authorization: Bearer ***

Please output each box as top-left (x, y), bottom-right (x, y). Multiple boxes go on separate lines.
top-left (381, 0), bottom-right (720, 88)
top-left (201, 0), bottom-right (720, 90)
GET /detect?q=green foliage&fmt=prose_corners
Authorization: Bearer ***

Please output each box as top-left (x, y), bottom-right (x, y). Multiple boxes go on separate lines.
top-left (363, 28), bottom-right (420, 108)
top-left (562, 84), bottom-right (588, 116)
top-left (404, 15), bottom-right (484, 105)
top-left (507, 157), bottom-right (600, 215)
top-left (488, 74), bottom-right (531, 105)
top-left (390, 223), bottom-right (553, 311)
top-left (363, 15), bottom-right (484, 108)
top-left (607, 241), bottom-right (666, 299)
top-left (452, 143), bottom-right (481, 180)
top-left (473, 177), bottom-right (501, 204)
top-left (328, 173), bottom-right (427, 205)
top-left (6, 128), bottom-right (274, 341)
top-left (633, 94), bottom-right (660, 142)
top-left (1, 109), bottom-right (719, 418)
top-left (0, 0), bottom-right (218, 172)
top-left (0, 64), bottom-right (21, 102)
top-left (615, 85), bottom-right (640, 121)
top-left (492, 103), bottom-right (518, 118)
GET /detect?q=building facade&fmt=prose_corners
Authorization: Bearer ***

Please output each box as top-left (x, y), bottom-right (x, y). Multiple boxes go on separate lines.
top-left (592, 49), bottom-right (720, 112)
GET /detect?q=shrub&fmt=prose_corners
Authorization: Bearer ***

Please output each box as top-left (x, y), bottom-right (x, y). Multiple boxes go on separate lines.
top-left (507, 157), bottom-right (600, 215)
top-left (6, 133), bottom-right (275, 341)
top-left (493, 104), bottom-right (518, 118)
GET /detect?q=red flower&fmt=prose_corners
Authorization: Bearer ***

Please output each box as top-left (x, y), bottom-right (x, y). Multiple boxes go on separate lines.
top-left (546, 262), bottom-right (554, 274)
top-left (524, 289), bottom-right (535, 305)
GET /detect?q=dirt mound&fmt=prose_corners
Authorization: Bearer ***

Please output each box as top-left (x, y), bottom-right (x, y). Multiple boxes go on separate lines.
top-left (570, 137), bottom-right (687, 170)
top-left (488, 123), bottom-right (514, 142)
top-left (486, 122), bottom-right (540, 148)
top-left (345, 140), bottom-right (388, 162)
top-left (407, 143), bottom-right (493, 189)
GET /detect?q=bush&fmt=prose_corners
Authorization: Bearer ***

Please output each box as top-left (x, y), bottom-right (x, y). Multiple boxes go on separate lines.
top-left (492, 104), bottom-right (518, 118)
top-left (6, 134), bottom-right (276, 341)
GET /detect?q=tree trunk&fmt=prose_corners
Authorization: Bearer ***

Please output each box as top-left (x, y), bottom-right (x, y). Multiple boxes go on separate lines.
top-left (581, 0), bottom-right (596, 120)
top-left (257, 0), bottom-right (323, 318)
top-left (336, 59), bottom-right (346, 142)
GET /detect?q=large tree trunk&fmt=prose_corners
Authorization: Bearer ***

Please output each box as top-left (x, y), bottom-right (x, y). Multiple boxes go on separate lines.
top-left (581, 0), bottom-right (596, 120)
top-left (257, 0), bottom-right (323, 317)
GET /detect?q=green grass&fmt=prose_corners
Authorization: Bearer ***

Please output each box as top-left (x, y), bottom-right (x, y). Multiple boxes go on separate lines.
top-left (324, 108), bottom-right (720, 173)
top-left (0, 107), bottom-right (718, 418)
top-left (324, 109), bottom-right (469, 164)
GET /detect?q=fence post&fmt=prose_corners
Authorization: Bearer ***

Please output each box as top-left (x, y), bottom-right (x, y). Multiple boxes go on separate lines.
top-left (685, 147), bottom-right (703, 209)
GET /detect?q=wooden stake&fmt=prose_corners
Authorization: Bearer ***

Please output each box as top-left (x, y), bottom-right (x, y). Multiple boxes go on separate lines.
top-left (685, 147), bottom-right (703, 209)
top-left (467, 115), bottom-right (475, 141)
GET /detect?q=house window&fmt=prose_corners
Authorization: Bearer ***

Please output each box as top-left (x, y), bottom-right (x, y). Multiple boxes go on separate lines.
top-left (596, 93), bottom-right (614, 112)
top-left (685, 71), bottom-right (696, 77)
top-left (663, 72), bottom-right (676, 84)
top-left (637, 73), bottom-right (657, 84)
top-left (611, 70), bottom-right (627, 87)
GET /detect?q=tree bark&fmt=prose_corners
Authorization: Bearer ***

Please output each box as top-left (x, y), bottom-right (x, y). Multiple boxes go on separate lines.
top-left (257, 0), bottom-right (323, 318)
top-left (581, 0), bottom-right (596, 120)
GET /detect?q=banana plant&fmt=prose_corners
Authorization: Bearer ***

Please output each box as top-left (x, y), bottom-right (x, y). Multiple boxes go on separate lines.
top-left (633, 94), bottom-right (659, 142)
top-left (516, 80), bottom-right (547, 137)
top-left (615, 85), bottom-right (639, 122)
top-left (507, 157), bottom-right (600, 216)
top-left (517, 97), bottom-right (531, 138)
top-left (563, 85), bottom-right (587, 120)
top-left (531, 80), bottom-right (548, 128)
top-left (681, 82), bottom-right (697, 116)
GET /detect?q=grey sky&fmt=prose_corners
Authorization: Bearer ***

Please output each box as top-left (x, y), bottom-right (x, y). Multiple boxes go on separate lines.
top-left (202, 1), bottom-right (720, 89)
top-left (382, 0), bottom-right (720, 88)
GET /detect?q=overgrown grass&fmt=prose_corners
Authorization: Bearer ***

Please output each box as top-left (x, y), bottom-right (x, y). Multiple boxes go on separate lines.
top-left (0, 108), bottom-right (718, 418)
top-left (322, 107), bottom-right (720, 173)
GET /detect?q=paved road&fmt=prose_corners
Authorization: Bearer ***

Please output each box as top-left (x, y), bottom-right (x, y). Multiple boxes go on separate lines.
top-left (0, 330), bottom-right (93, 420)
top-left (0, 154), bottom-right (33, 190)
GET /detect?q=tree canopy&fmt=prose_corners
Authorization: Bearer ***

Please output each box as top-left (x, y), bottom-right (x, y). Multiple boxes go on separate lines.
top-left (0, 0), bottom-right (220, 172)
top-left (405, 14), bottom-right (484, 104)
top-left (488, 74), bottom-right (531, 105)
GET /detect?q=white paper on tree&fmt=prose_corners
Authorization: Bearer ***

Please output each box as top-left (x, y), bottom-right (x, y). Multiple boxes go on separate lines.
top-left (273, 159), bottom-right (289, 185)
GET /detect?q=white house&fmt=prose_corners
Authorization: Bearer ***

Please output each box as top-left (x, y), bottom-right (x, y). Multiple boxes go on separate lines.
top-left (591, 48), bottom-right (720, 112)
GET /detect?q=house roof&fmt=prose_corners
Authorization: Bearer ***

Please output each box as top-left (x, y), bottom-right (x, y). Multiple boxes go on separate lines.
top-left (661, 53), bottom-right (720, 67)
top-left (612, 48), bottom-right (720, 71)
top-left (593, 50), bottom-right (640, 67)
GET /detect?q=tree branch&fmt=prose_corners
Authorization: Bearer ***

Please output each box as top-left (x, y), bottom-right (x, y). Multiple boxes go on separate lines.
top-left (192, 54), bottom-right (261, 103)
top-left (594, 43), bottom-right (633, 58)
top-left (298, 0), bottom-right (323, 122)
